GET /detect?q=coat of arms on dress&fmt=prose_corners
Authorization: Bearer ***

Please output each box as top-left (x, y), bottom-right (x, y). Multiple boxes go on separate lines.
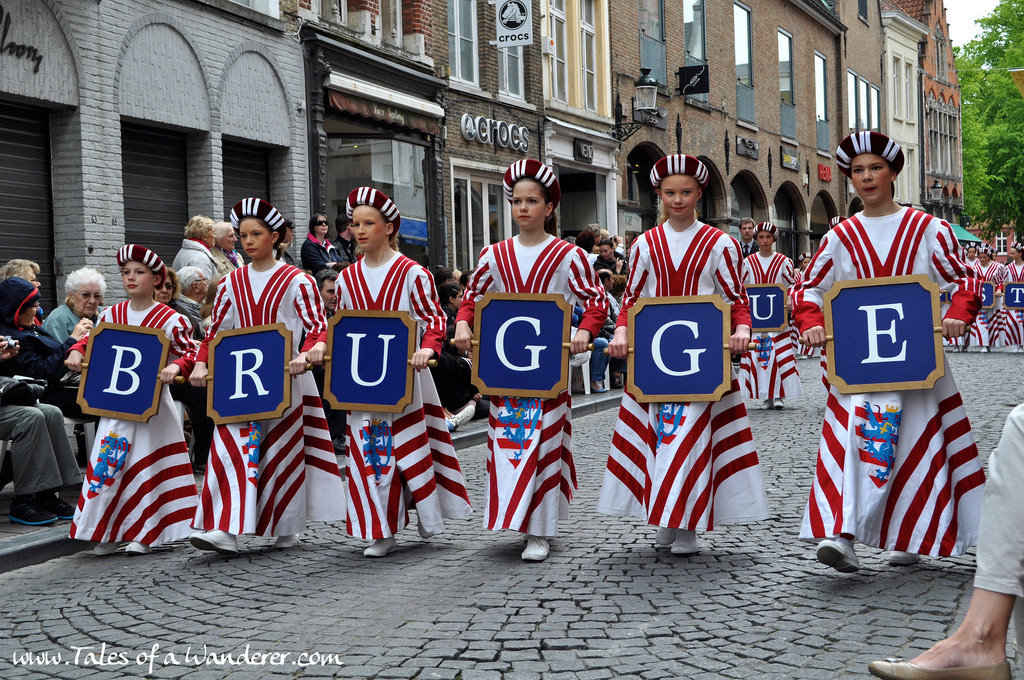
top-left (755, 334), bottom-right (773, 369)
top-left (241, 421), bottom-right (262, 485)
top-left (87, 430), bottom-right (131, 497)
top-left (495, 397), bottom-right (542, 467)
top-left (360, 417), bottom-right (393, 483)
top-left (656, 403), bottom-right (686, 450)
top-left (855, 401), bottom-right (902, 487)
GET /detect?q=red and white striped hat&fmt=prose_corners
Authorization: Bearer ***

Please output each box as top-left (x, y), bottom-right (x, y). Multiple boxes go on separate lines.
top-left (649, 154), bottom-right (709, 190)
top-left (346, 187), bottom-right (402, 230)
top-left (754, 222), bottom-right (779, 241)
top-left (979, 242), bottom-right (995, 257)
top-left (503, 159), bottom-right (561, 208)
top-left (230, 197), bottom-right (287, 234)
top-left (835, 131), bottom-right (904, 177)
top-left (1011, 240), bottom-right (1024, 253)
top-left (829, 216), bottom-right (844, 229)
top-left (116, 245), bottom-right (165, 279)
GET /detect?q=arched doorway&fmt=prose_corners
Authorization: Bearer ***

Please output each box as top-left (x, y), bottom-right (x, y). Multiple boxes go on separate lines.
top-left (729, 170), bottom-right (768, 239)
top-left (697, 156), bottom-right (728, 231)
top-left (848, 197), bottom-right (863, 215)
top-left (624, 142), bottom-right (664, 235)
top-left (809, 190), bottom-right (837, 254)
top-left (771, 182), bottom-right (805, 260)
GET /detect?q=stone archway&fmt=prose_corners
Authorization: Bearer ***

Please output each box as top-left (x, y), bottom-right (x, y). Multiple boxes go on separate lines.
top-left (771, 181), bottom-right (806, 260)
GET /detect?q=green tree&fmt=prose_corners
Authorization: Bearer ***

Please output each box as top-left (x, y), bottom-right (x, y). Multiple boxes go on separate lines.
top-left (956, 0), bottom-right (1024, 237)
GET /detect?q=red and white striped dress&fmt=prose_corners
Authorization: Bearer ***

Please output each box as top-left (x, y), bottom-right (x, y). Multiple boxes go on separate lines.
top-left (597, 221), bottom-right (770, 531)
top-left (70, 301), bottom-right (199, 547)
top-left (337, 252), bottom-right (472, 540)
top-left (192, 262), bottom-right (346, 537)
top-left (977, 261), bottom-right (1008, 347)
top-left (740, 252), bottom-right (802, 400)
top-left (457, 235), bottom-right (608, 536)
top-left (791, 207), bottom-right (985, 555)
top-left (1000, 261), bottom-right (1024, 347)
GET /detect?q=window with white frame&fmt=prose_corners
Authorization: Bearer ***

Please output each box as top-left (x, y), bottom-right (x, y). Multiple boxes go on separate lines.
top-left (734, 4), bottom-right (752, 89)
top-left (448, 0), bottom-right (477, 85)
top-left (814, 52), bottom-right (827, 121)
top-left (935, 28), bottom-right (948, 81)
top-left (498, 46), bottom-right (524, 98)
top-left (905, 62), bottom-right (915, 122)
top-left (580, 0), bottom-right (597, 111)
top-left (870, 85), bottom-right (880, 131)
top-left (997, 232), bottom-right (1008, 254)
top-left (778, 31), bottom-right (793, 105)
top-left (859, 77), bottom-right (869, 130)
top-left (892, 57), bottom-right (902, 119)
top-left (847, 70), bottom-right (858, 130)
top-left (550, 0), bottom-right (568, 102)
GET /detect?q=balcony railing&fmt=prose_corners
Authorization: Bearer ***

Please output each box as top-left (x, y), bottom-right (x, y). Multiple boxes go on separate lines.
top-left (640, 32), bottom-right (667, 86)
top-left (781, 102), bottom-right (796, 139)
top-left (816, 118), bottom-right (830, 151)
top-left (737, 81), bottom-right (755, 123)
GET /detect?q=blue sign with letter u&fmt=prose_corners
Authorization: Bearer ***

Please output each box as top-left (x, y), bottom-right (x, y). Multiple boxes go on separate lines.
top-left (825, 275), bottom-right (943, 393)
top-left (326, 311), bottom-right (415, 413)
top-left (208, 323), bottom-right (291, 424)
top-left (473, 293), bottom-right (570, 398)
top-left (745, 284), bottom-right (788, 332)
top-left (79, 323), bottom-right (170, 422)
top-left (628, 296), bottom-right (731, 402)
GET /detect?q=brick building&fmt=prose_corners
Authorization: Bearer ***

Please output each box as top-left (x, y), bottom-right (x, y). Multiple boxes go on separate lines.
top-left (0, 0), bottom-right (308, 307)
top-left (609, 0), bottom-right (889, 260)
top-left (299, 0), bottom-right (445, 267)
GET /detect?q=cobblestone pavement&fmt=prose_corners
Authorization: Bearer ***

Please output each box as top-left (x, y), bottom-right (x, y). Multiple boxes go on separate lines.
top-left (1, 351), bottom-right (1021, 680)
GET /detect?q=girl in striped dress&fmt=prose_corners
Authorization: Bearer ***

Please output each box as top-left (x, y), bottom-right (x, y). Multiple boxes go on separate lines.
top-left (66, 245), bottom-right (199, 555)
top-left (793, 131), bottom-right (985, 573)
top-left (454, 160), bottom-right (608, 562)
top-left (597, 154), bottom-right (770, 555)
top-left (975, 244), bottom-right (1007, 350)
top-left (739, 222), bottom-right (802, 409)
top-left (1000, 241), bottom-right (1024, 351)
top-left (188, 198), bottom-right (346, 555)
top-left (337, 187), bottom-right (472, 558)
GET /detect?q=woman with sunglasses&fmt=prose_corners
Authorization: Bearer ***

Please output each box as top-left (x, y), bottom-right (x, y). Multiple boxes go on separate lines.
top-left (42, 267), bottom-right (105, 342)
top-left (154, 266), bottom-right (179, 306)
top-left (300, 213), bottom-right (344, 274)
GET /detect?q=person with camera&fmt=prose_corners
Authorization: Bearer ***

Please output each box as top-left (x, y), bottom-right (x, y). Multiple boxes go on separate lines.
top-left (0, 336), bottom-right (81, 525)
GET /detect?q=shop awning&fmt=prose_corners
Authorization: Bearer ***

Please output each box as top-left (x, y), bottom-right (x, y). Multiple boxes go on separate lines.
top-left (327, 73), bottom-right (443, 135)
top-left (400, 217), bottom-right (429, 244)
top-left (950, 224), bottom-right (982, 242)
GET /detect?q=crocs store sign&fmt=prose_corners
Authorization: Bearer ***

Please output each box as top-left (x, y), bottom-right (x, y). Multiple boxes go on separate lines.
top-left (460, 113), bottom-right (529, 152)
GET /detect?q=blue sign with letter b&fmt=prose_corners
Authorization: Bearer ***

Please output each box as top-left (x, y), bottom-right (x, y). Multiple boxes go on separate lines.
top-left (78, 323), bottom-right (170, 422)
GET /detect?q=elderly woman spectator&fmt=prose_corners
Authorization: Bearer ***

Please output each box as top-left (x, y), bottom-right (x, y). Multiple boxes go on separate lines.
top-left (0, 259), bottom-right (41, 286)
top-left (210, 221), bottom-right (242, 279)
top-left (174, 266), bottom-right (207, 339)
top-left (171, 215), bottom-right (218, 283)
top-left (301, 213), bottom-right (343, 273)
top-left (154, 266), bottom-right (179, 306)
top-left (0, 277), bottom-right (91, 419)
top-left (42, 267), bottom-right (105, 342)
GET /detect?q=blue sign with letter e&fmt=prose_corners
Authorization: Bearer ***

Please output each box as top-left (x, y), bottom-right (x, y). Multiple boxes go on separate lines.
top-left (78, 323), bottom-right (170, 422)
top-left (825, 275), bottom-right (943, 394)
top-left (208, 323), bottom-right (292, 425)
top-left (1004, 282), bottom-right (1024, 310)
top-left (325, 310), bottom-right (415, 413)
top-left (745, 284), bottom-right (788, 332)
top-left (628, 296), bottom-right (731, 402)
top-left (473, 293), bottom-right (570, 398)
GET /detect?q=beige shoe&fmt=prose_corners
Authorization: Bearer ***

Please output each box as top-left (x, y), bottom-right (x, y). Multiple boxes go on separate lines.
top-left (363, 536), bottom-right (398, 558)
top-left (521, 535), bottom-right (549, 561)
top-left (189, 530), bottom-right (239, 555)
top-left (124, 541), bottom-right (151, 555)
top-left (867, 659), bottom-right (1010, 680)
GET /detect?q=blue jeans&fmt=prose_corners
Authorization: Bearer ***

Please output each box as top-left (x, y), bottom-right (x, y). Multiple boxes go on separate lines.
top-left (590, 337), bottom-right (610, 384)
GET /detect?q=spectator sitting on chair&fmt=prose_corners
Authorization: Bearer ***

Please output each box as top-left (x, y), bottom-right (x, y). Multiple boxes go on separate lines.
top-left (175, 266), bottom-right (208, 340)
top-left (572, 303), bottom-right (610, 393)
top-left (0, 336), bottom-right (81, 526)
top-left (430, 281), bottom-right (479, 431)
top-left (597, 270), bottom-right (626, 388)
top-left (43, 267), bottom-right (104, 342)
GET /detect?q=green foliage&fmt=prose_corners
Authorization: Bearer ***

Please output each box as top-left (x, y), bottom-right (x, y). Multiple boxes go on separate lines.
top-left (956, 0), bottom-right (1024, 237)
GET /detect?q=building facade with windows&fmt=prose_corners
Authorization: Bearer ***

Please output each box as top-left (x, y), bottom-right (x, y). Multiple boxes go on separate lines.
top-left (299, 0), bottom-right (444, 267)
top-left (610, 0), bottom-right (868, 260)
top-left (881, 2), bottom-right (927, 211)
top-left (0, 0), bottom-right (307, 307)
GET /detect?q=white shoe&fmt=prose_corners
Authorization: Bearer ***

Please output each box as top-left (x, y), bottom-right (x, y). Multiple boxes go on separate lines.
top-left (671, 529), bottom-right (698, 555)
top-left (274, 534), bottom-right (300, 549)
top-left (888, 550), bottom-right (920, 566)
top-left (759, 399), bottom-right (774, 410)
top-left (93, 542), bottom-right (120, 556)
top-left (816, 538), bottom-right (859, 573)
top-left (363, 536), bottom-right (398, 558)
top-left (448, 403), bottom-right (476, 431)
top-left (417, 517), bottom-right (435, 539)
top-left (521, 535), bottom-right (550, 561)
top-left (124, 541), bottom-right (151, 555)
top-left (773, 398), bottom-right (785, 409)
top-left (654, 526), bottom-right (676, 546)
top-left (189, 530), bottom-right (239, 555)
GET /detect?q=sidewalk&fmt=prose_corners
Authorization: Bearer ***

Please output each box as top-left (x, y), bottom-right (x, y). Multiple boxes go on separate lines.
top-left (0, 388), bottom-right (623, 574)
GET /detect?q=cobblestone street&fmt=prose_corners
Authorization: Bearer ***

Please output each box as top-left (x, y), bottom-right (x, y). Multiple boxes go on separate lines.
top-left (1, 351), bottom-right (1021, 680)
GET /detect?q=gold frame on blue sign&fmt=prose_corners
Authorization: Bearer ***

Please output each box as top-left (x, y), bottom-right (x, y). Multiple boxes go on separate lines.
top-left (77, 323), bottom-right (170, 423)
top-left (745, 283), bottom-right (789, 332)
top-left (207, 322), bottom-right (292, 425)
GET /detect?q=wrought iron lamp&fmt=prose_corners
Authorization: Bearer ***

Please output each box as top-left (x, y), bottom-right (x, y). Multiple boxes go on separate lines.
top-left (611, 68), bottom-right (659, 141)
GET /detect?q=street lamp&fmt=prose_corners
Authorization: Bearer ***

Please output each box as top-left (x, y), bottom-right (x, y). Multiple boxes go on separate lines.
top-left (611, 68), bottom-right (660, 141)
top-left (929, 179), bottom-right (943, 202)
top-left (633, 68), bottom-right (659, 112)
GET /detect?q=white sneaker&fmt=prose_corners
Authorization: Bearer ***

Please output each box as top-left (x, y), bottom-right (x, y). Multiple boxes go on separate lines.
top-left (448, 403), bottom-right (476, 431)
top-left (671, 529), bottom-right (698, 555)
top-left (816, 538), bottom-right (859, 573)
top-left (363, 536), bottom-right (398, 558)
top-left (759, 399), bottom-right (774, 410)
top-left (654, 526), bottom-right (676, 546)
top-left (124, 541), bottom-right (151, 555)
top-left (189, 530), bottom-right (239, 555)
top-left (274, 534), bottom-right (300, 549)
top-left (773, 398), bottom-right (785, 409)
top-left (888, 550), bottom-right (920, 566)
top-left (416, 517), bottom-right (435, 539)
top-left (93, 542), bottom-right (120, 556)
top-left (521, 535), bottom-right (550, 561)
